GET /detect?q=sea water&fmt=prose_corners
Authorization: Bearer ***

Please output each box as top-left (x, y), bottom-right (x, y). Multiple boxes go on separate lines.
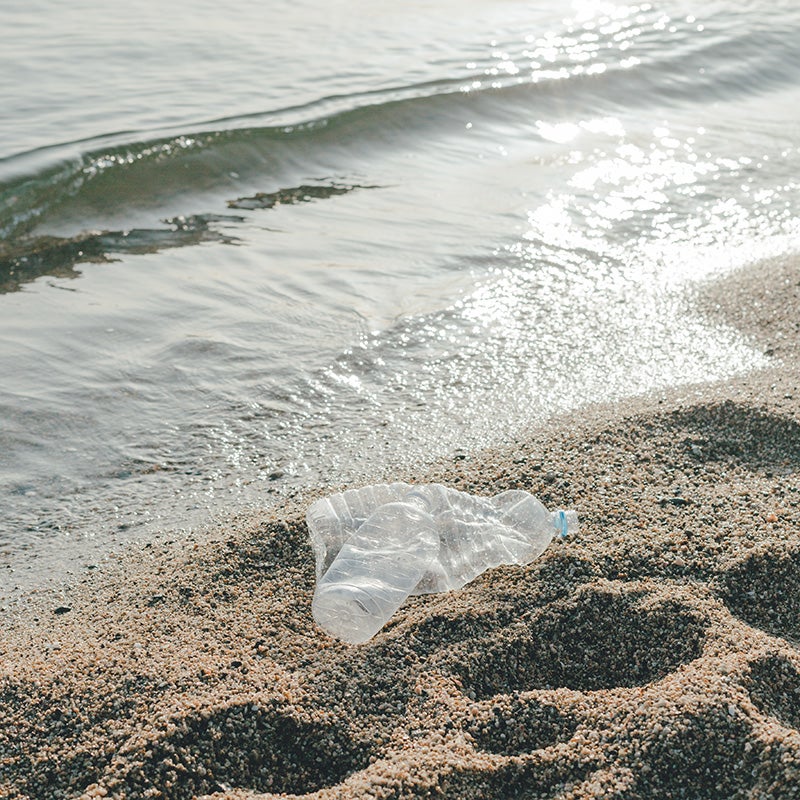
top-left (2, 0), bottom-right (799, 593)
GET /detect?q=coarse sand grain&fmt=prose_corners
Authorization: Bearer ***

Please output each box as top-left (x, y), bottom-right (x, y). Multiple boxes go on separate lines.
top-left (1, 253), bottom-right (800, 799)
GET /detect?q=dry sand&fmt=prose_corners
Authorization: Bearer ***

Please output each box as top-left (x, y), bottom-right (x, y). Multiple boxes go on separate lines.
top-left (1, 253), bottom-right (800, 799)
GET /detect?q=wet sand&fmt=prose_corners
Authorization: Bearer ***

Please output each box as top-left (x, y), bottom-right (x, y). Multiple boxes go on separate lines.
top-left (1, 253), bottom-right (799, 799)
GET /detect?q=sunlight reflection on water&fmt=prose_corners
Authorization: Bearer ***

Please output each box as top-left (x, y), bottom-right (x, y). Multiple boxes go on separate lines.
top-left (2, 0), bottom-right (800, 592)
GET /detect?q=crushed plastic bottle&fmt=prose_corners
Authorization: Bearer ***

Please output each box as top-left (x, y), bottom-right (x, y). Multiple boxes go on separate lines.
top-left (311, 500), bottom-right (438, 645)
top-left (308, 483), bottom-right (578, 644)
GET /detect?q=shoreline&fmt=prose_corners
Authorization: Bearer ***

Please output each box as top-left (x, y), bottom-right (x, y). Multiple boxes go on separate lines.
top-left (1, 252), bottom-right (799, 799)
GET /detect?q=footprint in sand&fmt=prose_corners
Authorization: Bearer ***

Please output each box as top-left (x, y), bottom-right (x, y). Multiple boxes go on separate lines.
top-left (746, 652), bottom-right (800, 731)
top-left (113, 702), bottom-right (373, 799)
top-left (718, 543), bottom-right (800, 643)
top-left (445, 583), bottom-right (708, 699)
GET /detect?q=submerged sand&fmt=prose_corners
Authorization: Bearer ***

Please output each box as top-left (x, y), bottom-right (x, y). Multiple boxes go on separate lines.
top-left (1, 254), bottom-right (799, 799)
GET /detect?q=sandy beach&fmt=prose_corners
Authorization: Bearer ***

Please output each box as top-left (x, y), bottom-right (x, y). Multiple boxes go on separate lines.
top-left (2, 252), bottom-right (799, 799)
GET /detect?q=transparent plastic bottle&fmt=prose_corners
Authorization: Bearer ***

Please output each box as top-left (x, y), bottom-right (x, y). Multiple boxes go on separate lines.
top-left (405, 484), bottom-right (578, 594)
top-left (307, 482), bottom-right (411, 580)
top-left (311, 499), bottom-right (437, 644)
top-left (308, 483), bottom-right (578, 643)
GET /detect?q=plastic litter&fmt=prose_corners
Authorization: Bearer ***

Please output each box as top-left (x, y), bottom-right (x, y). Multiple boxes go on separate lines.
top-left (308, 482), bottom-right (578, 644)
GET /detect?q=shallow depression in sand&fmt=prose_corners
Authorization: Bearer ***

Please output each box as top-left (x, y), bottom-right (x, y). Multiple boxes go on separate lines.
top-left (467, 696), bottom-right (579, 756)
top-left (631, 701), bottom-right (757, 800)
top-left (664, 403), bottom-right (800, 472)
top-left (450, 584), bottom-right (707, 698)
top-left (120, 702), bottom-right (374, 798)
top-left (747, 653), bottom-right (800, 732)
top-left (719, 543), bottom-right (800, 644)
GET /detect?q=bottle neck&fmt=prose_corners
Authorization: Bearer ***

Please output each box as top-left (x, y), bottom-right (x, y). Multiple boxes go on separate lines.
top-left (552, 509), bottom-right (579, 538)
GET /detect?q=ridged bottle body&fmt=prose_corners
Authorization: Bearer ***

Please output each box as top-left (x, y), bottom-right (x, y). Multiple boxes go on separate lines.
top-left (307, 482), bottom-right (411, 580)
top-left (311, 500), bottom-right (437, 644)
top-left (405, 484), bottom-right (555, 594)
